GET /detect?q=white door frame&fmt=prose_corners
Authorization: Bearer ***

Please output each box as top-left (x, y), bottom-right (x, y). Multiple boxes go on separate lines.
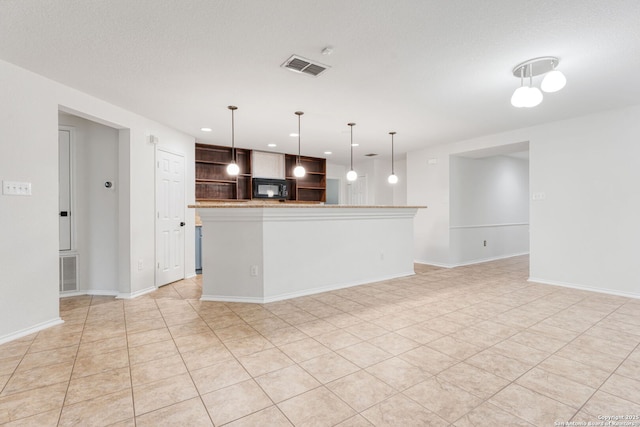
top-left (155, 146), bottom-right (186, 287)
top-left (58, 126), bottom-right (77, 253)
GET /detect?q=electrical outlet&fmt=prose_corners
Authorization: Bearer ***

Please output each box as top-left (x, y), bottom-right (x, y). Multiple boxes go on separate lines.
top-left (380, 251), bottom-right (384, 261)
top-left (138, 259), bottom-right (144, 271)
top-left (250, 265), bottom-right (258, 277)
top-left (483, 240), bottom-right (487, 247)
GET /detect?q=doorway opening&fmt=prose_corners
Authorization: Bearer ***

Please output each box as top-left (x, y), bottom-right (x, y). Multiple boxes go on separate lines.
top-left (58, 112), bottom-right (120, 296)
top-left (449, 141), bottom-right (530, 266)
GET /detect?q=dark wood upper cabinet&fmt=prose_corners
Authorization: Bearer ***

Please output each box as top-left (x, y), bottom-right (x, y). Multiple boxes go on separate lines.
top-left (195, 143), bottom-right (326, 203)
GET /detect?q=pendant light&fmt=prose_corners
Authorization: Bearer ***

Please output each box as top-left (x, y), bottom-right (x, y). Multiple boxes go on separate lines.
top-left (346, 123), bottom-right (357, 182)
top-left (541, 61), bottom-right (567, 93)
top-left (387, 131), bottom-right (398, 184)
top-left (511, 64), bottom-right (542, 108)
top-left (510, 66), bottom-right (529, 108)
top-left (293, 111), bottom-right (306, 178)
top-left (226, 105), bottom-right (240, 176)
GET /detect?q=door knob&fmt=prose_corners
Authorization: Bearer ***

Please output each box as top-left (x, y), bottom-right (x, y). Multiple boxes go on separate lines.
top-left (180, 222), bottom-right (185, 227)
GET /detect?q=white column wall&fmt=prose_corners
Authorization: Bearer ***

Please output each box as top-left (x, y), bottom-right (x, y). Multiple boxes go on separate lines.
top-left (0, 62), bottom-right (61, 341)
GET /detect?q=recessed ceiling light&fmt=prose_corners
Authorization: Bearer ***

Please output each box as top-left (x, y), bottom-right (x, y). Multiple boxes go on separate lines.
top-left (289, 133), bottom-right (299, 137)
top-left (324, 151), bottom-right (332, 155)
top-left (267, 143), bottom-right (277, 147)
top-left (201, 127), bottom-right (212, 132)
top-left (351, 143), bottom-right (359, 147)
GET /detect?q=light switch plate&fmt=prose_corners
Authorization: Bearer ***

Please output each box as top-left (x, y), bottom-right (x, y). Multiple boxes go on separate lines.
top-left (2, 180), bottom-right (32, 196)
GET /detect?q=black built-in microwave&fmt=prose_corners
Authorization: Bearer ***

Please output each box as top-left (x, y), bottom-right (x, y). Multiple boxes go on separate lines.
top-left (252, 178), bottom-right (288, 199)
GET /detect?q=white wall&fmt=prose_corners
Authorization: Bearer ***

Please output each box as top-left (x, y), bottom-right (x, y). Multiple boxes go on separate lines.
top-left (0, 59), bottom-right (195, 343)
top-left (326, 162), bottom-right (346, 204)
top-left (392, 157), bottom-right (408, 206)
top-left (449, 155), bottom-right (529, 265)
top-left (450, 155), bottom-right (529, 226)
top-left (529, 106), bottom-right (640, 298)
top-left (408, 104), bottom-right (640, 298)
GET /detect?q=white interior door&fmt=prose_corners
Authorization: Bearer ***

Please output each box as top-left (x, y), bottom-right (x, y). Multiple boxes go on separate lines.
top-left (347, 175), bottom-right (368, 205)
top-left (156, 149), bottom-right (185, 286)
top-left (59, 129), bottom-right (72, 251)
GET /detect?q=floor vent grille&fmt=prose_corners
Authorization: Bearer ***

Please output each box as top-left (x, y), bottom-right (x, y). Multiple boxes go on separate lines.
top-left (59, 254), bottom-right (78, 292)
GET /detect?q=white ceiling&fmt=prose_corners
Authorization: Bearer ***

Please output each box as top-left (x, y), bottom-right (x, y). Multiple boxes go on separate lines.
top-left (1, 0), bottom-right (639, 164)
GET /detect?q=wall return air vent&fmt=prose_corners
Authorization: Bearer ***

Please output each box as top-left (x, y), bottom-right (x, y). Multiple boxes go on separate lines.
top-left (281, 55), bottom-right (330, 77)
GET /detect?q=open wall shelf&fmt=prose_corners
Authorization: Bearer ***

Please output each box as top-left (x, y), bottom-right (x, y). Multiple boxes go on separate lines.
top-left (196, 144), bottom-right (326, 203)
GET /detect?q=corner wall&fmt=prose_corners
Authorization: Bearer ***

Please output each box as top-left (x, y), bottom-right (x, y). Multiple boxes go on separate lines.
top-left (0, 59), bottom-right (195, 343)
top-left (408, 104), bottom-right (640, 298)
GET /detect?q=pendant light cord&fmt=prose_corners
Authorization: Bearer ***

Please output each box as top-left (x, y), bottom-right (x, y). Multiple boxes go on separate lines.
top-left (228, 105), bottom-right (237, 163)
top-left (297, 113), bottom-right (301, 165)
top-left (348, 123), bottom-right (355, 170)
top-left (390, 132), bottom-right (395, 174)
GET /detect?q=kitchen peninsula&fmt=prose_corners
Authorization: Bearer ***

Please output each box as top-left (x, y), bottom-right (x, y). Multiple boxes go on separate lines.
top-left (192, 203), bottom-right (424, 303)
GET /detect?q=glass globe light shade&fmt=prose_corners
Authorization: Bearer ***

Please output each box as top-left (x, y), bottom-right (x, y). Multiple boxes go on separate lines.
top-left (388, 174), bottom-right (398, 184)
top-left (293, 165), bottom-right (306, 177)
top-left (227, 162), bottom-right (240, 176)
top-left (541, 70), bottom-right (566, 93)
top-left (524, 86), bottom-right (543, 108)
top-left (511, 86), bottom-right (529, 108)
top-left (346, 170), bottom-right (357, 181)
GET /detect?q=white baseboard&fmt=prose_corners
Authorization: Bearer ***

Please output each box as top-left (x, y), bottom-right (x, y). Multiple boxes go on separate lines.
top-left (0, 318), bottom-right (64, 345)
top-left (59, 291), bottom-right (86, 298)
top-left (414, 259), bottom-right (454, 268)
top-left (200, 295), bottom-right (265, 304)
top-left (59, 290), bottom-right (119, 298)
top-left (415, 252), bottom-right (530, 269)
top-left (528, 277), bottom-right (640, 300)
top-left (200, 271), bottom-right (416, 304)
top-left (86, 290), bottom-right (119, 296)
top-left (117, 286), bottom-right (156, 299)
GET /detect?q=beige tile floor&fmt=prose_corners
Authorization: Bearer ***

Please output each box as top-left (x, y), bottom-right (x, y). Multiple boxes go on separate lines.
top-left (1, 256), bottom-right (639, 426)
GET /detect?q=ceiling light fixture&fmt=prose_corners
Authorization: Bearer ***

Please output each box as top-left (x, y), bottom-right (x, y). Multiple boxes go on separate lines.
top-left (226, 106), bottom-right (240, 176)
top-left (511, 57), bottom-right (566, 108)
top-left (293, 111), bottom-right (306, 178)
top-left (267, 143), bottom-right (277, 147)
top-left (346, 123), bottom-right (357, 182)
top-left (200, 127), bottom-right (212, 132)
top-left (388, 132), bottom-right (398, 184)
top-left (324, 151), bottom-right (332, 155)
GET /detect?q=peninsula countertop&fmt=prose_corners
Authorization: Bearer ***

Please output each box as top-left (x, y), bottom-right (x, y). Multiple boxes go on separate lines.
top-left (189, 202), bottom-right (427, 209)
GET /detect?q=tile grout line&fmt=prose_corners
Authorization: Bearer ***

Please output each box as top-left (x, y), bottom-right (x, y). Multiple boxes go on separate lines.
top-left (56, 295), bottom-right (91, 427)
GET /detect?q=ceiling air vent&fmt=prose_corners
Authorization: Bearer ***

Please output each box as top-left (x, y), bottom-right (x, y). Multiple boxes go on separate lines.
top-left (281, 55), bottom-right (330, 77)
